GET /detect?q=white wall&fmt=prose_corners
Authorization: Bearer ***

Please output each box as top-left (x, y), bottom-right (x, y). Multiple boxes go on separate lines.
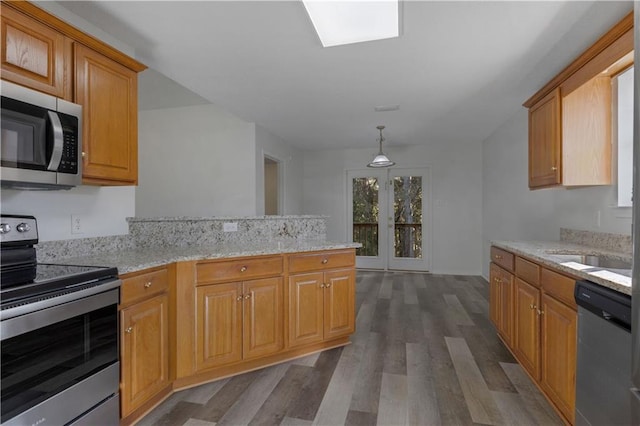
top-left (481, 108), bottom-right (632, 278)
top-left (136, 104), bottom-right (257, 217)
top-left (0, 2), bottom-right (137, 242)
top-left (302, 141), bottom-right (484, 275)
top-left (255, 125), bottom-right (303, 215)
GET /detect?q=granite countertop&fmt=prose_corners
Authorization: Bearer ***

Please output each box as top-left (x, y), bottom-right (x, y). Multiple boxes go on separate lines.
top-left (49, 240), bottom-right (361, 275)
top-left (492, 240), bottom-right (632, 295)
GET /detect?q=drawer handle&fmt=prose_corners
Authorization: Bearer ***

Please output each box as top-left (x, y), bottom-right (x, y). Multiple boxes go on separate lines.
top-left (240, 266), bottom-right (248, 272)
top-left (529, 304), bottom-right (536, 310)
top-left (237, 296), bottom-right (243, 301)
top-left (321, 258), bottom-right (328, 264)
top-left (245, 294), bottom-right (251, 300)
top-left (144, 281), bottom-right (152, 288)
top-left (551, 166), bottom-right (558, 171)
top-left (125, 326), bottom-right (133, 334)
top-left (494, 255), bottom-right (502, 260)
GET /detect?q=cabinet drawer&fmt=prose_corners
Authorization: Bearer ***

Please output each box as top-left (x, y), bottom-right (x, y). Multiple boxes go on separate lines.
top-left (541, 268), bottom-right (577, 309)
top-left (491, 247), bottom-right (514, 272)
top-left (288, 250), bottom-right (355, 273)
top-left (121, 268), bottom-right (169, 306)
top-left (515, 257), bottom-right (540, 287)
top-left (196, 256), bottom-right (283, 284)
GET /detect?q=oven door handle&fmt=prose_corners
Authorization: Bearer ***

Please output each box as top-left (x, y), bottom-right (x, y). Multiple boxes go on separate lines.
top-left (1, 279), bottom-right (121, 340)
top-left (46, 110), bottom-right (64, 171)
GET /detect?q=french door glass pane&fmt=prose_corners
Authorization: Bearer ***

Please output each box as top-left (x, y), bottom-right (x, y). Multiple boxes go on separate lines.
top-left (352, 177), bottom-right (379, 256)
top-left (393, 176), bottom-right (422, 258)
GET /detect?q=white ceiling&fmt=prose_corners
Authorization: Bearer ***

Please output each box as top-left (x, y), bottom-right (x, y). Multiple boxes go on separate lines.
top-left (58, 1), bottom-right (633, 151)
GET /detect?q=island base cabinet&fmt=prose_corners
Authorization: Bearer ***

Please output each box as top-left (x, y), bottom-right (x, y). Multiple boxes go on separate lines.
top-left (541, 294), bottom-right (577, 425)
top-left (196, 277), bottom-right (284, 372)
top-left (288, 268), bottom-right (355, 348)
top-left (120, 293), bottom-right (169, 418)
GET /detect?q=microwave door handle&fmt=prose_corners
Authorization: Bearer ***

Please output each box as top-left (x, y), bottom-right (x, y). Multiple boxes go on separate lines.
top-left (47, 111), bottom-right (64, 171)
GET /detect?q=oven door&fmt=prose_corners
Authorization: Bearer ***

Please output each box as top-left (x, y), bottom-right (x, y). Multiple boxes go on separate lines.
top-left (1, 286), bottom-right (120, 425)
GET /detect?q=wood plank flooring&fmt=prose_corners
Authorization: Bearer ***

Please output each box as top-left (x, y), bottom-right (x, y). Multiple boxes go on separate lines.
top-left (137, 272), bottom-right (562, 426)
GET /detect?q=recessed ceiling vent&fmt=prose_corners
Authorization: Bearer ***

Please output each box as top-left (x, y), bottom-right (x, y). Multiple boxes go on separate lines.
top-left (374, 104), bottom-right (400, 112)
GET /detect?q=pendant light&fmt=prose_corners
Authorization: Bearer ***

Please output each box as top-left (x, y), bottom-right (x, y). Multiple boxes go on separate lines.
top-left (367, 125), bottom-right (395, 168)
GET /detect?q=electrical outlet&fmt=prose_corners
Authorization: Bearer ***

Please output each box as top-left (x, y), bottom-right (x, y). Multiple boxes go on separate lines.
top-left (223, 222), bottom-right (238, 232)
top-left (595, 210), bottom-right (601, 228)
top-left (71, 214), bottom-right (84, 234)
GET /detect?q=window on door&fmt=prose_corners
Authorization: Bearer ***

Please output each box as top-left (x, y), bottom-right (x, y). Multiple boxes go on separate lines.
top-left (347, 168), bottom-right (430, 271)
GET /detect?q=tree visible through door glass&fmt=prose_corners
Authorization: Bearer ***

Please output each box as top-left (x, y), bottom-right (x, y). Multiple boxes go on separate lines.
top-left (352, 177), bottom-right (379, 256)
top-left (393, 176), bottom-right (422, 258)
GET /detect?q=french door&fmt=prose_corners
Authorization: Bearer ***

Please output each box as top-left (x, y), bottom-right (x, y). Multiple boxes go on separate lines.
top-left (347, 168), bottom-right (430, 271)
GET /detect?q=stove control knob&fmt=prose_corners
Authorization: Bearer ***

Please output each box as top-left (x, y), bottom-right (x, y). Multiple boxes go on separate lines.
top-left (16, 223), bottom-right (31, 233)
top-left (0, 223), bottom-right (11, 234)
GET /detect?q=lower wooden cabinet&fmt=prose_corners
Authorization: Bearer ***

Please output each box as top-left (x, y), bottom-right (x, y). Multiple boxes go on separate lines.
top-left (120, 267), bottom-right (171, 418)
top-left (514, 278), bottom-right (540, 380)
top-left (196, 277), bottom-right (284, 371)
top-left (489, 263), bottom-right (514, 346)
top-left (288, 268), bottom-right (355, 348)
top-left (490, 247), bottom-right (577, 425)
top-left (540, 293), bottom-right (577, 424)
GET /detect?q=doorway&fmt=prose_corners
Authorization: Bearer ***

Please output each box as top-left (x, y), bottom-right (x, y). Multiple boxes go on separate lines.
top-left (347, 168), bottom-right (431, 271)
top-left (264, 157), bottom-right (280, 215)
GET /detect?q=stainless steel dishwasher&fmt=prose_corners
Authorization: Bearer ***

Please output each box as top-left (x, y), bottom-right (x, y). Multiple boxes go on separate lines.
top-left (575, 280), bottom-right (632, 426)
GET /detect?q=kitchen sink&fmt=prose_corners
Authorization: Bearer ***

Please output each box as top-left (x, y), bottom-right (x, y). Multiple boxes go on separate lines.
top-left (547, 253), bottom-right (632, 275)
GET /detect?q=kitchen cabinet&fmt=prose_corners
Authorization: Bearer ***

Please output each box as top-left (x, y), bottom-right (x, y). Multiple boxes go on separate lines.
top-left (0, 1), bottom-right (146, 186)
top-left (0, 5), bottom-right (71, 99)
top-left (194, 255), bottom-right (284, 373)
top-left (489, 262), bottom-right (514, 346)
top-left (490, 247), bottom-right (577, 425)
top-left (74, 44), bottom-right (138, 185)
top-left (120, 266), bottom-right (171, 419)
top-left (287, 251), bottom-right (356, 348)
top-left (524, 12), bottom-right (633, 190)
top-left (196, 277), bottom-right (284, 371)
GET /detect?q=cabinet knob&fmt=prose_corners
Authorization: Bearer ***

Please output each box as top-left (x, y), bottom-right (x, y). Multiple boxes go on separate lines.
top-left (326, 282), bottom-right (332, 288)
top-left (82, 151), bottom-right (86, 158)
top-left (529, 304), bottom-right (536, 310)
top-left (320, 283), bottom-right (326, 288)
top-left (240, 266), bottom-right (248, 272)
top-left (125, 326), bottom-right (133, 334)
top-left (537, 309), bottom-right (544, 316)
top-left (245, 294), bottom-right (251, 300)
top-left (551, 166), bottom-right (558, 171)
top-left (494, 255), bottom-right (502, 260)
top-left (321, 258), bottom-right (328, 264)
top-left (144, 281), bottom-right (152, 288)
top-left (237, 296), bottom-right (243, 301)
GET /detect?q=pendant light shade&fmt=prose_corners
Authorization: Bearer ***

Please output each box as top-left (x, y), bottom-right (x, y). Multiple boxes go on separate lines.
top-left (367, 125), bottom-right (395, 168)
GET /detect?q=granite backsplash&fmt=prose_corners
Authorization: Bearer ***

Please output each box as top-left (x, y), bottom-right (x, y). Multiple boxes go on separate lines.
top-left (37, 216), bottom-right (328, 262)
top-left (560, 228), bottom-right (632, 255)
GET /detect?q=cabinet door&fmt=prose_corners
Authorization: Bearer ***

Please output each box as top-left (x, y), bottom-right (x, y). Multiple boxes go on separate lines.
top-left (489, 263), bottom-right (500, 327)
top-left (74, 44), bottom-right (138, 185)
top-left (1, 6), bottom-right (70, 99)
top-left (529, 88), bottom-right (561, 188)
top-left (243, 277), bottom-right (284, 359)
top-left (196, 283), bottom-right (243, 371)
top-left (514, 278), bottom-right (540, 380)
top-left (288, 272), bottom-right (324, 348)
top-left (323, 268), bottom-right (355, 340)
top-left (540, 294), bottom-right (577, 424)
top-left (121, 293), bottom-right (169, 417)
top-left (498, 271), bottom-right (514, 346)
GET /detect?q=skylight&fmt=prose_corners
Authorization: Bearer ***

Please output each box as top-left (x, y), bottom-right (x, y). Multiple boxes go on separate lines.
top-left (302, 1), bottom-right (399, 48)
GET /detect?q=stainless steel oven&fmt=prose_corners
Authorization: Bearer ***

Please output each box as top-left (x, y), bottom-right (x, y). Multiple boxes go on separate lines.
top-left (0, 215), bottom-right (121, 425)
top-left (1, 81), bottom-right (82, 189)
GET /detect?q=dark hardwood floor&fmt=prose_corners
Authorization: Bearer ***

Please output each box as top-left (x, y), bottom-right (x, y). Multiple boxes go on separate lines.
top-left (137, 271), bottom-right (562, 426)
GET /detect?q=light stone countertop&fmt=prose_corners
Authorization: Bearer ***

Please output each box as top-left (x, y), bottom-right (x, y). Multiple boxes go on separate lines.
top-left (492, 240), bottom-right (632, 295)
top-left (48, 240), bottom-right (361, 275)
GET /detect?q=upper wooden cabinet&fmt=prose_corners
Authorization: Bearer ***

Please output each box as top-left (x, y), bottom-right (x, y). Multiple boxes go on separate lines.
top-left (524, 11), bottom-right (633, 190)
top-left (75, 44), bottom-right (138, 184)
top-left (0, 1), bottom-right (146, 186)
top-left (1, 5), bottom-right (71, 99)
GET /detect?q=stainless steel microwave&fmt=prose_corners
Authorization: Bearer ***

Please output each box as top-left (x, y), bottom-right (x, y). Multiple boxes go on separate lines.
top-left (1, 81), bottom-right (82, 189)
